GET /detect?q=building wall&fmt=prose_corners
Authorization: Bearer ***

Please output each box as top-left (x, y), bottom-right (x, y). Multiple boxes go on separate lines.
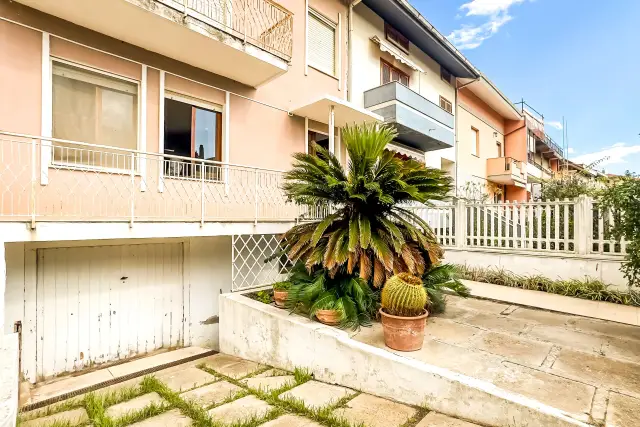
top-left (351, 3), bottom-right (455, 167)
top-left (0, 0), bottom-right (348, 171)
top-left (456, 91), bottom-right (505, 192)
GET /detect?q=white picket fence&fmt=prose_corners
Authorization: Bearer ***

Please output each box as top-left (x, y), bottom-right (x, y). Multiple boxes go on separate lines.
top-left (409, 196), bottom-right (627, 257)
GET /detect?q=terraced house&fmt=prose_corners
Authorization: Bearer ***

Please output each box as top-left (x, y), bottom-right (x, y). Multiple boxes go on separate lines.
top-left (0, 0), bottom-right (570, 424)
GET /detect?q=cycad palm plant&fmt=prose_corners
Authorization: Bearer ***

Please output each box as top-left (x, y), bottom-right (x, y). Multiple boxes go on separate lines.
top-left (422, 264), bottom-right (470, 314)
top-left (282, 123), bottom-right (453, 288)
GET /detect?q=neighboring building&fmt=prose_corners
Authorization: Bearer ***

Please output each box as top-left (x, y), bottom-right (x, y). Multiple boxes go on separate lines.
top-left (0, 0), bottom-right (381, 388)
top-left (348, 0), bottom-right (478, 183)
top-left (454, 75), bottom-right (526, 202)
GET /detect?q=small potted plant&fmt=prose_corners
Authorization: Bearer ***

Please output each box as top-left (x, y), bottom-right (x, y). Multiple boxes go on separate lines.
top-left (380, 273), bottom-right (429, 351)
top-left (272, 281), bottom-right (292, 308)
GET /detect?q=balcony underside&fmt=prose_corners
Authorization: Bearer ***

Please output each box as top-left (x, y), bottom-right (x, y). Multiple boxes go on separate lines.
top-left (487, 174), bottom-right (527, 187)
top-left (371, 103), bottom-right (454, 151)
top-left (15, 0), bottom-right (289, 87)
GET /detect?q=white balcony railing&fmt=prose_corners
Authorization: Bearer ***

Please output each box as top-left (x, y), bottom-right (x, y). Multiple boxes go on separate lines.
top-left (159, 0), bottom-right (293, 60)
top-left (0, 132), bottom-right (322, 225)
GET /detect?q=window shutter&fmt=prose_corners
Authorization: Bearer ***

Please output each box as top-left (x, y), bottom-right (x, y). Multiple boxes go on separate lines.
top-left (382, 63), bottom-right (390, 84)
top-left (308, 12), bottom-right (336, 76)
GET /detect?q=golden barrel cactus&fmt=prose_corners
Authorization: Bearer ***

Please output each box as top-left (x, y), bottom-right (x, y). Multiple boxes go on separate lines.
top-left (381, 273), bottom-right (428, 317)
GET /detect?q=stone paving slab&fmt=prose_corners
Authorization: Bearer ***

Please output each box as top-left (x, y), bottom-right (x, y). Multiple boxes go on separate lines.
top-left (105, 392), bottom-right (167, 419)
top-left (21, 408), bottom-right (89, 427)
top-left (279, 381), bottom-right (354, 409)
top-left (507, 307), bottom-right (575, 327)
top-left (201, 353), bottom-right (265, 379)
top-left (27, 369), bottom-right (114, 405)
top-left (468, 331), bottom-right (553, 366)
top-left (606, 392), bottom-right (640, 426)
top-left (447, 296), bottom-right (510, 314)
top-left (242, 375), bottom-right (296, 392)
top-left (525, 324), bottom-right (610, 355)
top-left (461, 312), bottom-right (531, 334)
top-left (180, 380), bottom-right (243, 408)
top-left (156, 366), bottom-right (217, 392)
top-left (333, 394), bottom-right (416, 427)
top-left (208, 395), bottom-right (272, 423)
top-left (107, 347), bottom-right (210, 378)
top-left (128, 408), bottom-right (192, 426)
top-left (259, 414), bottom-right (324, 427)
top-left (423, 317), bottom-right (483, 345)
top-left (416, 412), bottom-right (480, 426)
top-left (552, 348), bottom-right (640, 395)
top-left (568, 317), bottom-right (640, 341)
top-left (493, 362), bottom-right (595, 416)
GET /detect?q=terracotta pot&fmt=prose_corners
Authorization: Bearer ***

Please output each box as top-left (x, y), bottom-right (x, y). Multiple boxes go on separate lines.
top-left (315, 309), bottom-right (341, 326)
top-left (379, 308), bottom-right (429, 352)
top-left (273, 290), bottom-right (289, 308)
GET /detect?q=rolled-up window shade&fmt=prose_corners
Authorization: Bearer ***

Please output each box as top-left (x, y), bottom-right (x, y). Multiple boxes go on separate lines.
top-left (308, 11), bottom-right (336, 76)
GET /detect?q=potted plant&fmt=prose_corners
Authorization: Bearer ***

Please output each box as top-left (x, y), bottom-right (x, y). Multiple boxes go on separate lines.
top-left (272, 281), bottom-right (292, 308)
top-left (380, 273), bottom-right (429, 351)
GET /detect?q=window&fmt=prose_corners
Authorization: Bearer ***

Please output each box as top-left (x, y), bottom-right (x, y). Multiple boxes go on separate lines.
top-left (496, 141), bottom-right (503, 157)
top-left (471, 127), bottom-right (480, 156)
top-left (308, 9), bottom-right (336, 76)
top-left (52, 62), bottom-right (138, 169)
top-left (163, 94), bottom-right (222, 180)
top-left (307, 130), bottom-right (329, 155)
top-left (439, 96), bottom-right (452, 114)
top-left (385, 23), bottom-right (409, 52)
top-left (381, 60), bottom-right (409, 87)
top-left (441, 68), bottom-right (452, 85)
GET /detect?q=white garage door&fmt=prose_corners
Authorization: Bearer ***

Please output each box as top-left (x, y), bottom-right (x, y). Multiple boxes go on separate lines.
top-left (35, 243), bottom-right (184, 379)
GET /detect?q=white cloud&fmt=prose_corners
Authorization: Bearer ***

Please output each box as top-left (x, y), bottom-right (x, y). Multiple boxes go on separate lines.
top-left (460, 0), bottom-right (526, 16)
top-left (448, 0), bottom-right (529, 50)
top-left (448, 13), bottom-right (512, 50)
top-left (571, 143), bottom-right (640, 167)
top-left (546, 121), bottom-right (563, 131)
top-left (567, 147), bottom-right (575, 154)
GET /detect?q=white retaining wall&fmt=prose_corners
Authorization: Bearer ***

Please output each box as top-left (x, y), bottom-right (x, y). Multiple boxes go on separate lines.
top-left (219, 293), bottom-right (588, 427)
top-left (0, 333), bottom-right (18, 427)
top-left (444, 248), bottom-right (627, 290)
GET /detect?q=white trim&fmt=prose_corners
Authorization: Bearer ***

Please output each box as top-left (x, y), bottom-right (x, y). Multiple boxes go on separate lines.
top-left (139, 64), bottom-right (147, 191)
top-left (165, 90), bottom-right (223, 112)
top-left (224, 91), bottom-right (231, 193)
top-left (370, 36), bottom-right (424, 73)
top-left (328, 106), bottom-right (335, 154)
top-left (337, 13), bottom-right (342, 92)
top-left (304, 0), bottom-right (309, 76)
top-left (304, 117), bottom-right (309, 154)
top-left (40, 32), bottom-right (51, 185)
top-left (50, 56), bottom-right (140, 85)
top-left (308, 127), bottom-right (329, 136)
top-left (158, 70), bottom-right (165, 193)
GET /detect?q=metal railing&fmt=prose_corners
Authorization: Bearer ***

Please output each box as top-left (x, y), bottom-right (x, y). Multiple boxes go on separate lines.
top-left (0, 131), bottom-right (319, 225)
top-left (159, 0), bottom-right (293, 60)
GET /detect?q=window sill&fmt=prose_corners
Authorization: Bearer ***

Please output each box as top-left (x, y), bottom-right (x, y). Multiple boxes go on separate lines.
top-left (308, 64), bottom-right (339, 81)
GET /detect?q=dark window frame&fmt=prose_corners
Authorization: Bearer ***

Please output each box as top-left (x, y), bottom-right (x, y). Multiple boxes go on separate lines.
top-left (439, 96), bottom-right (453, 114)
top-left (384, 23), bottom-right (410, 52)
top-left (380, 59), bottom-right (410, 87)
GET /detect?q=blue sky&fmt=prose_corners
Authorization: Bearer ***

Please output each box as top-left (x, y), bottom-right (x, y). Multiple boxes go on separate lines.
top-left (411, 0), bottom-right (640, 174)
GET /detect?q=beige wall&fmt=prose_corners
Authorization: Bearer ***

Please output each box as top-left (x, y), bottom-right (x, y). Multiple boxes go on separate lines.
top-left (351, 3), bottom-right (455, 110)
top-left (0, 0), bottom-right (349, 172)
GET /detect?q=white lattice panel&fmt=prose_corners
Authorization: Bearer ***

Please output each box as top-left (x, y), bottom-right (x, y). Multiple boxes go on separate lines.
top-left (231, 234), bottom-right (291, 291)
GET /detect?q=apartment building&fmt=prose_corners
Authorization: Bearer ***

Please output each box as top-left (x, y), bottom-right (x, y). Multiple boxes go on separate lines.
top-left (454, 74), bottom-right (527, 202)
top-left (0, 0), bottom-right (386, 395)
top-left (348, 0), bottom-right (478, 182)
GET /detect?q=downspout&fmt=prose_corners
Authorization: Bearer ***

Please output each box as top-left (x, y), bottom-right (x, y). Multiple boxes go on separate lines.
top-left (347, 0), bottom-right (362, 102)
top-left (454, 78), bottom-right (479, 197)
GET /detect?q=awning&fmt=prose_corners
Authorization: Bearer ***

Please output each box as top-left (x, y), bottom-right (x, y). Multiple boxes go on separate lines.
top-left (290, 95), bottom-right (383, 127)
top-left (370, 36), bottom-right (424, 73)
top-left (387, 143), bottom-right (425, 162)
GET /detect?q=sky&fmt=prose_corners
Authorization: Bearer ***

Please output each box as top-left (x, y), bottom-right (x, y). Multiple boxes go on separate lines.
top-left (410, 0), bottom-right (640, 174)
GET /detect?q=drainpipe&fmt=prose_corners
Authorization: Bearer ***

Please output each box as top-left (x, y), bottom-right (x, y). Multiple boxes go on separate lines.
top-left (454, 77), bottom-right (479, 197)
top-left (347, 0), bottom-right (362, 102)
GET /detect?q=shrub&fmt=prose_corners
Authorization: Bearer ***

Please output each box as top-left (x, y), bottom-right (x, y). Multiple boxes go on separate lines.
top-left (422, 264), bottom-right (470, 314)
top-left (381, 273), bottom-right (428, 317)
top-left (272, 281), bottom-right (292, 291)
top-left (455, 264), bottom-right (640, 307)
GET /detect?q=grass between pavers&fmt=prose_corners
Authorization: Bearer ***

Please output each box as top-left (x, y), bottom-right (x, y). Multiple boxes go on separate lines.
top-left (198, 364), bottom-right (366, 427)
top-left (19, 362), bottom-right (388, 427)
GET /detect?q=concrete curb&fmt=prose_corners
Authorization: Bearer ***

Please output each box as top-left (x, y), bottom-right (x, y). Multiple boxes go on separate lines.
top-left (463, 280), bottom-right (640, 326)
top-left (219, 293), bottom-right (591, 427)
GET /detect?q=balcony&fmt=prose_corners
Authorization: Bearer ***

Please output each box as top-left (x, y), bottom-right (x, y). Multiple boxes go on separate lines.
top-left (0, 132), bottom-right (325, 225)
top-left (363, 82), bottom-right (455, 152)
top-left (487, 157), bottom-right (527, 187)
top-left (15, 0), bottom-right (292, 87)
